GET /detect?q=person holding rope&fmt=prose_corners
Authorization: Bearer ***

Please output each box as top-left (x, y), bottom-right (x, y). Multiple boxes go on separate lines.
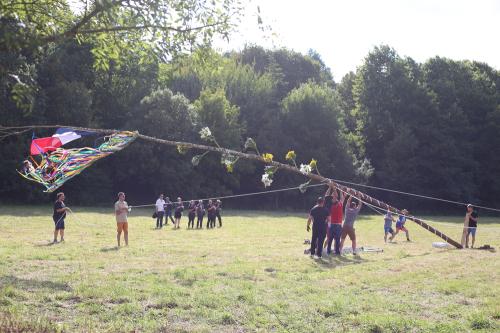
top-left (196, 200), bottom-right (205, 229)
top-left (339, 195), bottom-right (363, 255)
top-left (174, 197), bottom-right (184, 229)
top-left (307, 196), bottom-right (330, 258)
top-left (383, 210), bottom-right (396, 243)
top-left (326, 185), bottom-right (346, 255)
top-left (391, 209), bottom-right (411, 242)
top-left (187, 200), bottom-right (196, 229)
top-left (114, 192), bottom-right (129, 246)
top-left (164, 197), bottom-right (175, 225)
top-left (52, 192), bottom-right (70, 243)
top-left (215, 200), bottom-right (223, 227)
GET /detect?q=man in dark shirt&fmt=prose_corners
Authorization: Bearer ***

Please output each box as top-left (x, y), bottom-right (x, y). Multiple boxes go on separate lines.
top-left (53, 192), bottom-right (70, 243)
top-left (306, 197), bottom-right (330, 258)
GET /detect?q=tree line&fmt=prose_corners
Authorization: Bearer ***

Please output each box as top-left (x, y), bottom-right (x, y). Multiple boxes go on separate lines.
top-left (1, 2), bottom-right (499, 213)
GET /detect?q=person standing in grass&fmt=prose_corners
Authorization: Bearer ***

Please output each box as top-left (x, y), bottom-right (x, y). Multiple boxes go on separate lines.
top-left (174, 197), bottom-right (184, 229)
top-left (463, 204), bottom-right (478, 248)
top-left (391, 209), bottom-right (411, 242)
top-left (306, 196), bottom-right (330, 258)
top-left (187, 200), bottom-right (196, 229)
top-left (215, 200), bottom-right (222, 227)
top-left (326, 186), bottom-right (346, 255)
top-left (115, 192), bottom-right (129, 246)
top-left (384, 211), bottom-right (396, 243)
top-left (164, 196), bottom-right (175, 225)
top-left (53, 192), bottom-right (70, 243)
top-left (155, 194), bottom-right (166, 229)
top-left (207, 200), bottom-right (216, 228)
top-left (196, 200), bottom-right (205, 229)
top-left (339, 195), bottom-right (363, 255)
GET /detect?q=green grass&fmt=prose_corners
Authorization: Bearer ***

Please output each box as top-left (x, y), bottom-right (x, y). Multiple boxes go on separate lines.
top-left (0, 206), bottom-right (499, 332)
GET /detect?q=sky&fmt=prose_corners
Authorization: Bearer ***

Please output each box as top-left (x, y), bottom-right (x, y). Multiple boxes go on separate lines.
top-left (215, 0), bottom-right (500, 80)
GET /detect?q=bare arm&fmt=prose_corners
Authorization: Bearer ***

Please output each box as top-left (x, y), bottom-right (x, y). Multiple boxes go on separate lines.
top-left (307, 215), bottom-right (313, 231)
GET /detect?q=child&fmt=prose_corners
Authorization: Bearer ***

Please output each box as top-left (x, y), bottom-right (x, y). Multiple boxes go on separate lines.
top-left (187, 200), bottom-right (196, 229)
top-left (392, 209), bottom-right (411, 241)
top-left (174, 197), bottom-right (184, 229)
top-left (196, 200), bottom-right (205, 229)
top-left (383, 211), bottom-right (395, 243)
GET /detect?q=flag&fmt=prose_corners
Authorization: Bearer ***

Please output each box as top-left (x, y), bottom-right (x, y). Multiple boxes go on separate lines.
top-left (30, 128), bottom-right (95, 155)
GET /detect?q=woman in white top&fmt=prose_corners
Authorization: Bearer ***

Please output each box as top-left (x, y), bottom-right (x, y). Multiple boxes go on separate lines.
top-left (115, 192), bottom-right (129, 246)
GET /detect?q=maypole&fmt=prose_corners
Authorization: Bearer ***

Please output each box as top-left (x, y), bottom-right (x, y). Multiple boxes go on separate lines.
top-left (2, 124), bottom-right (463, 248)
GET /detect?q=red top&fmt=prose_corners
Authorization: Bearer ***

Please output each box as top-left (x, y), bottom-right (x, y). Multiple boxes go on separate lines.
top-left (330, 202), bottom-right (343, 224)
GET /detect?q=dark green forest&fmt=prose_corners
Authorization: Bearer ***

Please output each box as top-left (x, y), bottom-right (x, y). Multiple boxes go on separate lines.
top-left (1, 1), bottom-right (499, 213)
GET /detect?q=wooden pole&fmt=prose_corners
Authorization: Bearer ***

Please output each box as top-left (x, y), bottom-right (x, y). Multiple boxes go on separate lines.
top-left (2, 124), bottom-right (464, 248)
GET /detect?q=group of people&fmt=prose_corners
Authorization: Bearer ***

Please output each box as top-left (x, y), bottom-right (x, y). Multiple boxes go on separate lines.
top-left (52, 186), bottom-right (479, 251)
top-left (383, 209), bottom-right (411, 243)
top-left (154, 194), bottom-right (222, 230)
top-left (306, 184), bottom-right (416, 258)
top-left (307, 184), bottom-right (363, 258)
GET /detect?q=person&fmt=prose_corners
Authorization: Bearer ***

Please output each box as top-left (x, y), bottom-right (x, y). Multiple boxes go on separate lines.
top-left (326, 185), bottom-right (346, 255)
top-left (114, 192), bottom-right (129, 246)
top-left (463, 204), bottom-right (478, 248)
top-left (391, 209), bottom-right (411, 242)
top-left (174, 197), bottom-right (184, 229)
top-left (215, 200), bottom-right (222, 227)
top-left (196, 200), bottom-right (205, 229)
top-left (339, 195), bottom-right (363, 255)
top-left (306, 197), bottom-right (330, 258)
top-left (164, 197), bottom-right (175, 225)
top-left (52, 192), bottom-right (70, 243)
top-left (187, 200), bottom-right (196, 229)
top-left (155, 194), bottom-right (166, 229)
top-left (207, 200), bottom-right (216, 228)
top-left (383, 211), bottom-right (396, 243)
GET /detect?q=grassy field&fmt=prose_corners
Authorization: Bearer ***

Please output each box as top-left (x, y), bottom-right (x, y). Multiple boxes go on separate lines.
top-left (0, 206), bottom-right (499, 332)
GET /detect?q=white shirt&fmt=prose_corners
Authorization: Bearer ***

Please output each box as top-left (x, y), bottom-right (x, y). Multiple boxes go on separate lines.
top-left (155, 199), bottom-right (165, 212)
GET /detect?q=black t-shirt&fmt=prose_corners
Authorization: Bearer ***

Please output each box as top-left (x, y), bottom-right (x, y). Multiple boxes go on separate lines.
top-left (324, 195), bottom-right (334, 211)
top-left (469, 210), bottom-right (478, 228)
top-left (164, 201), bottom-right (173, 212)
top-left (53, 201), bottom-right (66, 221)
top-left (310, 205), bottom-right (329, 229)
top-left (174, 203), bottom-right (184, 214)
top-left (207, 204), bottom-right (216, 217)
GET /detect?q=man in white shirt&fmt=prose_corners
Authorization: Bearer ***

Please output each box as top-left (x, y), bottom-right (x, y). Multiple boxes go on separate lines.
top-left (155, 194), bottom-right (166, 229)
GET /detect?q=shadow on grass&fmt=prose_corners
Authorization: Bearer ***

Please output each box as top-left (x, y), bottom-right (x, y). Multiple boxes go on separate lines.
top-left (100, 246), bottom-right (119, 252)
top-left (311, 254), bottom-right (368, 268)
top-left (0, 275), bottom-right (71, 292)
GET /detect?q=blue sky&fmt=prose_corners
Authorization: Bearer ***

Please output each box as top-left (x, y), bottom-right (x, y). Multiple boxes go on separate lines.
top-left (216, 0), bottom-right (500, 80)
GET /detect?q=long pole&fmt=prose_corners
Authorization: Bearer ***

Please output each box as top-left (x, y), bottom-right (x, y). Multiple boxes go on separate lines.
top-left (3, 125), bottom-right (463, 248)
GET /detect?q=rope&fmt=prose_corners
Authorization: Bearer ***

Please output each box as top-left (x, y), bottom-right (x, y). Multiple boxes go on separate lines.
top-left (332, 178), bottom-right (500, 213)
top-left (129, 183), bottom-right (327, 208)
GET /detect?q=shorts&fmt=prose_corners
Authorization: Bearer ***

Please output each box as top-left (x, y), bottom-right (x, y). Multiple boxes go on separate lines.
top-left (467, 227), bottom-right (476, 237)
top-left (341, 225), bottom-right (356, 240)
top-left (53, 217), bottom-right (65, 230)
top-left (117, 222), bottom-right (128, 232)
top-left (384, 226), bottom-right (394, 234)
top-left (174, 212), bottom-right (182, 219)
top-left (396, 223), bottom-right (408, 232)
